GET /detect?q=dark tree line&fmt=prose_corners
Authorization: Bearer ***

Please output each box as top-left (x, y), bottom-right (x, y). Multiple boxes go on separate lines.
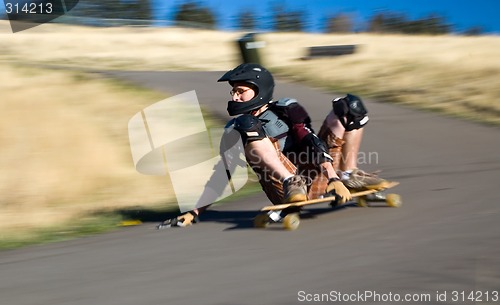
top-left (172, 3), bottom-right (484, 35)
top-left (68, 0), bottom-right (151, 20)
top-left (61, 1), bottom-right (484, 36)
top-left (174, 2), bottom-right (216, 28)
top-left (172, 2), bottom-right (306, 32)
top-left (367, 12), bottom-right (451, 35)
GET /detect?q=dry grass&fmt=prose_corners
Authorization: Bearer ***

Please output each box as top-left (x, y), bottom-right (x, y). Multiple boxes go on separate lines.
top-left (0, 21), bottom-right (241, 71)
top-left (0, 64), bottom-right (175, 236)
top-left (1, 22), bottom-right (499, 124)
top-left (0, 21), bottom-right (499, 241)
top-left (264, 33), bottom-right (500, 125)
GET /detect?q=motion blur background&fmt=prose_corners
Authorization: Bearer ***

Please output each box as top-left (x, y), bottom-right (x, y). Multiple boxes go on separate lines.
top-left (3, 0), bottom-right (500, 34)
top-left (0, 0), bottom-right (499, 247)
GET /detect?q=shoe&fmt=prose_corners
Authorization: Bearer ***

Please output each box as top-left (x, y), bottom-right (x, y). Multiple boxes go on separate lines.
top-left (282, 175), bottom-right (307, 203)
top-left (341, 169), bottom-right (390, 190)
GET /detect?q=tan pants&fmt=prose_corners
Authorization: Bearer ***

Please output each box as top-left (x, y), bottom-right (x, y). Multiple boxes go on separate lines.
top-left (249, 124), bottom-right (344, 205)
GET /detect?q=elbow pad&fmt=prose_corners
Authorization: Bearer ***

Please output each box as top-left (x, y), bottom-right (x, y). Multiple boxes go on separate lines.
top-left (301, 133), bottom-right (334, 164)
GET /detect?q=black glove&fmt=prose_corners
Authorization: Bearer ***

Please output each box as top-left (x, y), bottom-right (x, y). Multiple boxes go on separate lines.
top-left (156, 211), bottom-right (199, 229)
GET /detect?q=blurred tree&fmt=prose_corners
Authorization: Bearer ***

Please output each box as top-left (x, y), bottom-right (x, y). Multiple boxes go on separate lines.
top-left (414, 14), bottom-right (451, 34)
top-left (173, 2), bottom-right (217, 29)
top-left (271, 5), bottom-right (304, 32)
top-left (123, 0), bottom-right (151, 20)
top-left (325, 13), bottom-right (354, 33)
top-left (374, 12), bottom-right (407, 33)
top-left (368, 11), bottom-right (451, 35)
top-left (368, 13), bottom-right (386, 33)
top-left (69, 0), bottom-right (152, 20)
top-left (237, 10), bottom-right (256, 31)
top-left (463, 26), bottom-right (484, 36)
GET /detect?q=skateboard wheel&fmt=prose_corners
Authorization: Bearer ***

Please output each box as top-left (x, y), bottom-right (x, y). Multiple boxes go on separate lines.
top-left (283, 213), bottom-right (300, 231)
top-left (254, 213), bottom-right (270, 228)
top-left (357, 196), bottom-right (368, 207)
top-left (386, 193), bottom-right (402, 207)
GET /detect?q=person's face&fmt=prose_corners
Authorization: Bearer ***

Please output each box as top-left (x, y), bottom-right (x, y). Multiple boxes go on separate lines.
top-left (230, 83), bottom-right (256, 102)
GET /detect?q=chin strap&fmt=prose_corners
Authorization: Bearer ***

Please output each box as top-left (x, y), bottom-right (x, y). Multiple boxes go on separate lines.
top-left (227, 99), bottom-right (268, 116)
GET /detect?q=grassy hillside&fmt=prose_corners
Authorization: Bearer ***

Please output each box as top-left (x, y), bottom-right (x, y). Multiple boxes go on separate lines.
top-left (0, 64), bottom-right (178, 246)
top-left (2, 22), bottom-right (499, 124)
top-left (0, 22), bottom-right (499, 247)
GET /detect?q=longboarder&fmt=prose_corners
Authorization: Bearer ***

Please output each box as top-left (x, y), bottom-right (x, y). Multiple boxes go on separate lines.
top-left (158, 63), bottom-right (391, 228)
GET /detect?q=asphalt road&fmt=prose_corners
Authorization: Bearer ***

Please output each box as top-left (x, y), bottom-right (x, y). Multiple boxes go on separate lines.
top-left (1, 71), bottom-right (500, 305)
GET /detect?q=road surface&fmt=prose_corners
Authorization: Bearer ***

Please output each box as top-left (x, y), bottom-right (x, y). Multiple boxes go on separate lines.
top-left (1, 71), bottom-right (499, 305)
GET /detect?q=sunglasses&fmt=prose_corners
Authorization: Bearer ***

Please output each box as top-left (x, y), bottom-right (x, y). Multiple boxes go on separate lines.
top-left (230, 88), bottom-right (252, 96)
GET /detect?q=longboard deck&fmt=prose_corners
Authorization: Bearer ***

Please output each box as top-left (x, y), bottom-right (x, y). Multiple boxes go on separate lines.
top-left (261, 181), bottom-right (400, 212)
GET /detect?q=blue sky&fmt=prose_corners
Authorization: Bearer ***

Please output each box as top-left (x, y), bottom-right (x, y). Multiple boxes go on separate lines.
top-left (1, 0), bottom-right (499, 34)
top-left (153, 0), bottom-right (500, 34)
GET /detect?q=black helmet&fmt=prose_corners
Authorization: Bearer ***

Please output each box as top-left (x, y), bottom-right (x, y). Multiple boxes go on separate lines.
top-left (218, 63), bottom-right (275, 116)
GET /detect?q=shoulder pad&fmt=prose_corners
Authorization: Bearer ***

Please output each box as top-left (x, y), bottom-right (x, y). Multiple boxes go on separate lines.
top-left (275, 98), bottom-right (298, 107)
top-left (224, 118), bottom-right (236, 129)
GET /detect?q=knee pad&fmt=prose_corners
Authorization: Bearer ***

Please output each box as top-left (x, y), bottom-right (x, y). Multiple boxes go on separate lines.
top-left (232, 114), bottom-right (266, 145)
top-left (332, 94), bottom-right (369, 131)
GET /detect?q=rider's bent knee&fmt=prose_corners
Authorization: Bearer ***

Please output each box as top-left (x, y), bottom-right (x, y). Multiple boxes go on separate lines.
top-left (332, 94), bottom-right (369, 131)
